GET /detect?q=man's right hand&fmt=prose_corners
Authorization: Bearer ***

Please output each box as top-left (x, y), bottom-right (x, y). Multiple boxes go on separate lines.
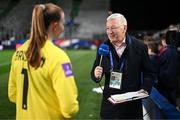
top-left (94, 66), bottom-right (103, 79)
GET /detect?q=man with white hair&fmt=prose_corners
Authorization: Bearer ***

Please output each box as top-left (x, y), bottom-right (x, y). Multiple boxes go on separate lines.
top-left (91, 13), bottom-right (155, 119)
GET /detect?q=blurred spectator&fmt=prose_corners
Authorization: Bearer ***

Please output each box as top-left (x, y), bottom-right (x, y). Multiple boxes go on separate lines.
top-left (156, 30), bottom-right (180, 107)
top-left (144, 36), bottom-right (159, 87)
top-left (160, 34), bottom-right (167, 47)
top-left (166, 25), bottom-right (180, 48)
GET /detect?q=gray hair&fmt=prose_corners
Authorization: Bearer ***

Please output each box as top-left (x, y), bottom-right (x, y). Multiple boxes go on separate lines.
top-left (107, 13), bottom-right (127, 26)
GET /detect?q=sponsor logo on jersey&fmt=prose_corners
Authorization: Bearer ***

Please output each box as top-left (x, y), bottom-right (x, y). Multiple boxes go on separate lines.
top-left (62, 63), bottom-right (73, 77)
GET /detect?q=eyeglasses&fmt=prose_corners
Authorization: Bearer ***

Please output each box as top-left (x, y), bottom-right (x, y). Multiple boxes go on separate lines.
top-left (106, 25), bottom-right (122, 30)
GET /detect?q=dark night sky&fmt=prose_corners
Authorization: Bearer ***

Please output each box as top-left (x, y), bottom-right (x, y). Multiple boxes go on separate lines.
top-left (110, 0), bottom-right (180, 30)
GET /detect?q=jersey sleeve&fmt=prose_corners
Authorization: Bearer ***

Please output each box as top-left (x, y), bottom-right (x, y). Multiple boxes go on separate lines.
top-left (8, 53), bottom-right (17, 103)
top-left (49, 53), bottom-right (79, 118)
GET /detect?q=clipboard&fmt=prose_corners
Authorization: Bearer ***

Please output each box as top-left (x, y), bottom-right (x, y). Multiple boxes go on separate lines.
top-left (108, 91), bottom-right (149, 104)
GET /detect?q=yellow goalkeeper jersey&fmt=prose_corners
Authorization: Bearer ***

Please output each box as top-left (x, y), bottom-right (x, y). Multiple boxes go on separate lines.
top-left (8, 40), bottom-right (79, 120)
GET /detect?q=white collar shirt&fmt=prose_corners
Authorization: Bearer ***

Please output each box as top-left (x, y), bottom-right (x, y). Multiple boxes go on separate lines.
top-left (113, 38), bottom-right (127, 58)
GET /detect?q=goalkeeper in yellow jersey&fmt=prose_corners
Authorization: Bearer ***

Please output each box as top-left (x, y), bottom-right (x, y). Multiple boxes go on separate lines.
top-left (8, 3), bottom-right (79, 119)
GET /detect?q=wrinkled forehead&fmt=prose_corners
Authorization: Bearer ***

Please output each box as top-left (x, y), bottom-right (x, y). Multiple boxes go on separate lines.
top-left (106, 19), bottom-right (121, 26)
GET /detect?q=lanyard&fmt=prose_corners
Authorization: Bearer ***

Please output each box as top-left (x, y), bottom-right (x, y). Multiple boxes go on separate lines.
top-left (109, 51), bottom-right (125, 72)
top-left (109, 35), bottom-right (132, 72)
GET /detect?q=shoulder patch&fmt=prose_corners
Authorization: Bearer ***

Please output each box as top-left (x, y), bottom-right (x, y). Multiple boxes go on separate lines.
top-left (61, 63), bottom-right (73, 77)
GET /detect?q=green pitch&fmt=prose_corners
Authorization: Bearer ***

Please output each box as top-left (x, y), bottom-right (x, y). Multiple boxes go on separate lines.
top-left (0, 50), bottom-right (103, 119)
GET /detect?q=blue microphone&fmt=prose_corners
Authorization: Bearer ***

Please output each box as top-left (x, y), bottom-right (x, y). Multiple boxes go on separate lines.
top-left (98, 44), bottom-right (109, 66)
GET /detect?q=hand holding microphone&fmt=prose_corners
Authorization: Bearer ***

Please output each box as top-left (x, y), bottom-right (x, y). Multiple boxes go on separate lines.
top-left (94, 66), bottom-right (103, 79)
top-left (94, 44), bottom-right (109, 79)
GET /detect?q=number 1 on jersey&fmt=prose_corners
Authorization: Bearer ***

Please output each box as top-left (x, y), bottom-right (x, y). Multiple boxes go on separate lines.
top-left (21, 68), bottom-right (29, 110)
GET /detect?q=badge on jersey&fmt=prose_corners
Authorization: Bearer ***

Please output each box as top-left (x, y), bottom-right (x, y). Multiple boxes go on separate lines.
top-left (62, 63), bottom-right (73, 77)
top-left (109, 71), bottom-right (122, 89)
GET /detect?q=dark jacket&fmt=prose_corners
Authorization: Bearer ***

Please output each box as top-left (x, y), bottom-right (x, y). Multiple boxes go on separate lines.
top-left (149, 54), bottom-right (159, 87)
top-left (158, 45), bottom-right (179, 89)
top-left (157, 45), bottom-right (180, 105)
top-left (91, 34), bottom-right (155, 119)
